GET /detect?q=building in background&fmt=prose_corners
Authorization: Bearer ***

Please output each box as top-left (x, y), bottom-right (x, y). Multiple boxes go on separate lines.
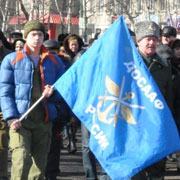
top-left (1, 0), bottom-right (180, 41)
top-left (82, 0), bottom-right (180, 40)
top-left (6, 0), bottom-right (80, 39)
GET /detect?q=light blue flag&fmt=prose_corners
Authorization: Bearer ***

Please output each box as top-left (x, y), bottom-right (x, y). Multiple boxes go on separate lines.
top-left (54, 16), bottom-right (180, 179)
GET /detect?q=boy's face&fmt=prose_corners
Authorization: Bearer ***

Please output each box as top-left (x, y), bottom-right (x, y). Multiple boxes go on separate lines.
top-left (26, 30), bottom-right (44, 49)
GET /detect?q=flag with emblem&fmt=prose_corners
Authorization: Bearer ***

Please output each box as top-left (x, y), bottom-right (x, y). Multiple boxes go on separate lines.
top-left (54, 16), bottom-right (180, 179)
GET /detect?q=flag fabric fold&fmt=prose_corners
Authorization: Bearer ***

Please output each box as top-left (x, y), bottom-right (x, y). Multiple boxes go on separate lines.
top-left (54, 16), bottom-right (180, 180)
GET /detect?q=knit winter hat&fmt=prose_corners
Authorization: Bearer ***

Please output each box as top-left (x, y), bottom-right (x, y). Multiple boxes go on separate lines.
top-left (24, 20), bottom-right (45, 38)
top-left (135, 21), bottom-right (160, 42)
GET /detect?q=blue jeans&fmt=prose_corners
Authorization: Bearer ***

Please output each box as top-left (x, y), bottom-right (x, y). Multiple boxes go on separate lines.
top-left (81, 123), bottom-right (98, 180)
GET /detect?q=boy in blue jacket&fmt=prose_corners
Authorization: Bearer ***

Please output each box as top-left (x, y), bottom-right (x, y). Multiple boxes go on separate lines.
top-left (0, 20), bottom-right (65, 180)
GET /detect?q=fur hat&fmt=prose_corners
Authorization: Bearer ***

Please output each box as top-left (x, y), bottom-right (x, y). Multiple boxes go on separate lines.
top-left (135, 21), bottom-right (160, 42)
top-left (24, 20), bottom-right (45, 38)
top-left (161, 26), bottom-right (177, 37)
top-left (10, 32), bottom-right (23, 40)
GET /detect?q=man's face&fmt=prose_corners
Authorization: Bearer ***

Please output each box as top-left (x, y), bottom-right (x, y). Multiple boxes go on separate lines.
top-left (137, 36), bottom-right (159, 57)
top-left (161, 35), bottom-right (176, 45)
top-left (26, 30), bottom-right (44, 49)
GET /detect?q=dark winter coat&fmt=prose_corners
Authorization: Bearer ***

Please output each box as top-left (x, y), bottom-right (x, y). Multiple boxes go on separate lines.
top-left (0, 46), bottom-right (11, 65)
top-left (140, 52), bottom-right (173, 111)
top-left (170, 57), bottom-right (180, 132)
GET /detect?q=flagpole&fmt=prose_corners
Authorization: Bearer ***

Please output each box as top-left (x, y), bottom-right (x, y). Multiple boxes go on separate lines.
top-left (18, 94), bottom-right (45, 121)
top-left (18, 85), bottom-right (54, 122)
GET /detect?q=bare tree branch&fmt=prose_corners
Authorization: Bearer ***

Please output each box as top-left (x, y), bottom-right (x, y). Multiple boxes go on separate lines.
top-left (54, 0), bottom-right (66, 33)
top-left (19, 0), bottom-right (29, 20)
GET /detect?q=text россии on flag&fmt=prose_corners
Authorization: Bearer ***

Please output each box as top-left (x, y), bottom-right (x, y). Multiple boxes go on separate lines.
top-left (54, 16), bottom-right (180, 180)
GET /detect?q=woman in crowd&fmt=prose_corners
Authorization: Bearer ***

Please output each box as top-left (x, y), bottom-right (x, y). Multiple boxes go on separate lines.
top-left (63, 34), bottom-right (84, 154)
top-left (12, 38), bottom-right (25, 51)
top-left (63, 34), bottom-right (84, 62)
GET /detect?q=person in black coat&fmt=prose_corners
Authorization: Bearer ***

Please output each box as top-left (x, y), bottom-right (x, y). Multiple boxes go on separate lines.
top-left (168, 39), bottom-right (180, 172)
top-left (43, 39), bottom-right (71, 180)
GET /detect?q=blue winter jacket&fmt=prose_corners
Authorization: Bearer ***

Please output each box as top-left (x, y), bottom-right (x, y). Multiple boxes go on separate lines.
top-left (0, 44), bottom-right (65, 122)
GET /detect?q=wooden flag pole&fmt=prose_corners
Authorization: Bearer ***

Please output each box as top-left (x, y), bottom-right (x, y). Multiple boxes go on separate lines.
top-left (18, 94), bottom-right (45, 121)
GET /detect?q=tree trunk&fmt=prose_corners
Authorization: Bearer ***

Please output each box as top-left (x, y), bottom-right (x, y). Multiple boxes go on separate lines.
top-left (1, 0), bottom-right (9, 33)
top-left (83, 0), bottom-right (87, 41)
top-left (29, 0), bottom-right (35, 20)
top-left (67, 0), bottom-right (72, 33)
top-left (19, 0), bottom-right (29, 20)
top-left (54, 0), bottom-right (66, 34)
top-left (17, 0), bottom-right (21, 31)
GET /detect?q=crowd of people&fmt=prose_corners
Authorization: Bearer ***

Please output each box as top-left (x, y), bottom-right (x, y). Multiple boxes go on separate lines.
top-left (0, 19), bottom-right (180, 180)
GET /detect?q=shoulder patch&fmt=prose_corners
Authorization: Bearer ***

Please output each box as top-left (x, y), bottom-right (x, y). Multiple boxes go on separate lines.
top-left (12, 51), bottom-right (25, 65)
